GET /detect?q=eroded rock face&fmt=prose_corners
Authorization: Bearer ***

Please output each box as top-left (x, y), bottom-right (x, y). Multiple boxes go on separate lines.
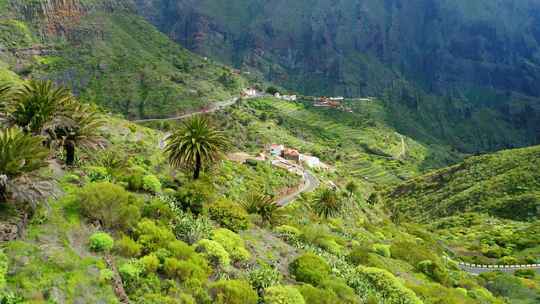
top-left (0, 213), bottom-right (26, 242)
top-left (134, 0), bottom-right (540, 99)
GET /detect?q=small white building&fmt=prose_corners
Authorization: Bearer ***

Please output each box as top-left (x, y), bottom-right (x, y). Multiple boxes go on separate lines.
top-left (281, 95), bottom-right (297, 101)
top-left (242, 87), bottom-right (258, 97)
top-left (269, 144), bottom-right (284, 156)
top-left (329, 96), bottom-right (344, 101)
top-left (300, 154), bottom-right (321, 168)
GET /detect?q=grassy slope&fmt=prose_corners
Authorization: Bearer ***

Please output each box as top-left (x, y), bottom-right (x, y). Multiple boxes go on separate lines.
top-left (0, 0), bottom-right (247, 119)
top-left (383, 145), bottom-right (540, 268)
top-left (385, 145), bottom-right (540, 222)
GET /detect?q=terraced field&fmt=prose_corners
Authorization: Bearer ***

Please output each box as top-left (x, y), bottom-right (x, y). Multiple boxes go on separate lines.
top-left (219, 97), bottom-right (455, 190)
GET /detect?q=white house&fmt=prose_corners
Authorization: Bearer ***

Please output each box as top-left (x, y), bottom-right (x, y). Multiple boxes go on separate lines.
top-left (300, 154), bottom-right (321, 168)
top-left (281, 95), bottom-right (297, 101)
top-left (329, 96), bottom-right (344, 101)
top-left (242, 87), bottom-right (258, 97)
top-left (269, 144), bottom-right (284, 156)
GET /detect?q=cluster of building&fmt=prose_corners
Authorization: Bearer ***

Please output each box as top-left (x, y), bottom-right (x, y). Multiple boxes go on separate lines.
top-left (273, 92), bottom-right (298, 101)
top-left (313, 96), bottom-right (353, 112)
top-left (269, 144), bottom-right (327, 170)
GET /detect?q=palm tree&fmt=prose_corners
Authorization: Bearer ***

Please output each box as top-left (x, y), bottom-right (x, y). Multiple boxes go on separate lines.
top-left (0, 128), bottom-right (52, 208)
top-left (53, 103), bottom-right (107, 166)
top-left (241, 192), bottom-right (280, 225)
top-left (4, 80), bottom-right (72, 135)
top-left (312, 188), bottom-right (343, 219)
top-left (165, 116), bottom-right (229, 179)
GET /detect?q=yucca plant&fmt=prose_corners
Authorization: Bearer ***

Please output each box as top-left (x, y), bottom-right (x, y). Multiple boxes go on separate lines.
top-left (53, 103), bottom-right (107, 166)
top-left (241, 192), bottom-right (281, 225)
top-left (312, 188), bottom-right (343, 219)
top-left (4, 80), bottom-right (73, 135)
top-left (165, 116), bottom-right (229, 179)
top-left (0, 128), bottom-right (52, 208)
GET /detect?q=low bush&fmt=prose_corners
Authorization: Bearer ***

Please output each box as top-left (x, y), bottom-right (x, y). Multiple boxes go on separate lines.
top-left (349, 266), bottom-right (422, 304)
top-left (0, 250), bottom-right (7, 289)
top-left (372, 244), bottom-right (391, 258)
top-left (347, 246), bottom-right (370, 266)
top-left (119, 259), bottom-right (144, 290)
top-left (514, 269), bottom-right (535, 279)
top-left (140, 254), bottom-right (160, 274)
top-left (88, 232), bottom-right (114, 252)
top-left (135, 219), bottom-right (176, 253)
top-left (320, 279), bottom-right (360, 304)
top-left (142, 196), bottom-right (175, 223)
top-left (115, 235), bottom-right (142, 257)
top-left (174, 181), bottom-right (215, 215)
top-left (78, 182), bottom-right (141, 230)
top-left (289, 253), bottom-right (331, 285)
top-left (209, 280), bottom-right (258, 304)
top-left (416, 260), bottom-right (449, 284)
top-left (212, 228), bottom-right (250, 262)
top-left (264, 285), bottom-right (305, 304)
top-left (142, 175), bottom-right (162, 193)
top-left (207, 199), bottom-right (249, 232)
top-left (195, 239), bottom-right (230, 267)
top-left (163, 257), bottom-right (210, 282)
top-left (298, 284), bottom-right (337, 304)
top-left (124, 166), bottom-right (146, 191)
top-left (86, 166), bottom-right (111, 182)
top-left (167, 240), bottom-right (196, 260)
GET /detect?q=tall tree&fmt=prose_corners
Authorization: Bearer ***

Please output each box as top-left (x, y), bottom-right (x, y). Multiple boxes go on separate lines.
top-left (0, 128), bottom-right (52, 208)
top-left (165, 116), bottom-right (229, 179)
top-left (54, 103), bottom-right (107, 166)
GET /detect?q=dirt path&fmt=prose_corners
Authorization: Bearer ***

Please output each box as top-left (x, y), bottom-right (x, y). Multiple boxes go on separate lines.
top-left (276, 170), bottom-right (319, 206)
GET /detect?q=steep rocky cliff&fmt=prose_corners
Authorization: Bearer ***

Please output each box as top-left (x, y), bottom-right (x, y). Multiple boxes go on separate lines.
top-left (0, 0), bottom-right (246, 119)
top-left (135, 0), bottom-right (540, 99)
top-left (134, 0), bottom-right (540, 151)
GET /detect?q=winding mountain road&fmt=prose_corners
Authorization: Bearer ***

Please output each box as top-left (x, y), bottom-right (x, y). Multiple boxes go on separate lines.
top-left (276, 170), bottom-right (319, 206)
top-left (132, 97), bottom-right (240, 123)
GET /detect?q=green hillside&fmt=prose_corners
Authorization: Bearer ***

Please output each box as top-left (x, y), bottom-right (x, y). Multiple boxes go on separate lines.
top-left (384, 145), bottom-right (540, 222)
top-left (0, 0), bottom-right (246, 119)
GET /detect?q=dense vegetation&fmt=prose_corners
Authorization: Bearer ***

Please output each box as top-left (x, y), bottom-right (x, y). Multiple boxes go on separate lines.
top-left (0, 1), bottom-right (538, 303)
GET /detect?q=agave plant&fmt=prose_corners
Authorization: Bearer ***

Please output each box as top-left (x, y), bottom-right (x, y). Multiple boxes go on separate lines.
top-left (0, 83), bottom-right (13, 125)
top-left (312, 188), bottom-right (343, 219)
top-left (166, 116), bottom-right (229, 179)
top-left (4, 80), bottom-right (73, 135)
top-left (53, 103), bottom-right (107, 166)
top-left (0, 128), bottom-right (53, 208)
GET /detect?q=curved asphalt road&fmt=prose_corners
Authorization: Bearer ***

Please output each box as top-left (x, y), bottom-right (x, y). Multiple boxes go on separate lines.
top-left (276, 170), bottom-right (319, 206)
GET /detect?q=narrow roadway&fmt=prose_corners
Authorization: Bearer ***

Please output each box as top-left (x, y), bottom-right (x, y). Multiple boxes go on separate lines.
top-left (276, 170), bottom-right (319, 206)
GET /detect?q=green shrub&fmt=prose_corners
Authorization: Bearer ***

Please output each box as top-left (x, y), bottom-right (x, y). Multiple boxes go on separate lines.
top-left (86, 166), bottom-right (111, 182)
top-left (416, 260), bottom-right (449, 284)
top-left (119, 259), bottom-right (143, 288)
top-left (347, 246), bottom-right (370, 266)
top-left (143, 175), bottom-right (162, 193)
top-left (320, 279), bottom-right (360, 304)
top-left (89, 232), bottom-right (114, 252)
top-left (372, 244), bottom-right (391, 258)
top-left (115, 235), bottom-right (142, 257)
top-left (349, 266), bottom-right (422, 304)
top-left (514, 269), bottom-right (535, 279)
top-left (135, 219), bottom-right (175, 253)
top-left (78, 182), bottom-right (141, 230)
top-left (167, 240), bottom-right (196, 260)
top-left (195, 239), bottom-right (230, 267)
top-left (207, 199), bottom-right (249, 232)
top-left (264, 285), bottom-right (305, 304)
top-left (248, 263), bottom-right (282, 292)
top-left (297, 284), bottom-right (337, 304)
top-left (209, 280), bottom-right (258, 304)
top-left (124, 166), bottom-right (146, 191)
top-left (172, 212), bottom-right (213, 244)
top-left (99, 269), bottom-right (115, 284)
top-left (175, 181), bottom-right (215, 215)
top-left (140, 254), bottom-right (160, 274)
top-left (163, 257), bottom-right (210, 282)
top-left (142, 196), bottom-right (175, 222)
top-left (212, 228), bottom-right (250, 262)
top-left (289, 253), bottom-right (331, 285)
